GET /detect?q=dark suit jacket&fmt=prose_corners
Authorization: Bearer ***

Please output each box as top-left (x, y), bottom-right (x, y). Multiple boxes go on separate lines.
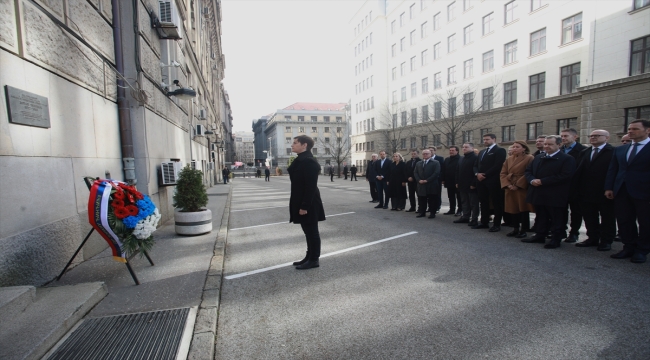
top-left (443, 155), bottom-right (460, 187)
top-left (374, 158), bottom-right (393, 180)
top-left (457, 152), bottom-right (478, 192)
top-left (525, 152), bottom-right (576, 207)
top-left (533, 150), bottom-right (544, 157)
top-left (287, 151), bottom-right (325, 224)
top-left (366, 160), bottom-right (377, 180)
top-left (264, 169), bottom-right (270, 175)
top-left (574, 144), bottom-right (614, 203)
top-left (405, 157), bottom-right (421, 180)
top-left (474, 145), bottom-right (507, 189)
top-left (414, 159), bottom-right (441, 195)
top-left (563, 142), bottom-right (587, 160)
top-left (431, 155), bottom-right (445, 182)
top-left (350, 166), bottom-right (357, 174)
top-left (605, 142), bottom-right (650, 200)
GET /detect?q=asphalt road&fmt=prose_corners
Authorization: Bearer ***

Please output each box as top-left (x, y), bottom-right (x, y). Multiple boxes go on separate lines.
top-left (215, 176), bottom-right (650, 360)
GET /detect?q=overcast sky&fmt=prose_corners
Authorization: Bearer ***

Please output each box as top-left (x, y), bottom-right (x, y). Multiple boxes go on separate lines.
top-left (221, 0), bottom-right (363, 133)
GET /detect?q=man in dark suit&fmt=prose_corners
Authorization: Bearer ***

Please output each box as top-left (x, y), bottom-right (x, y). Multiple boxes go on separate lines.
top-left (374, 151), bottom-right (393, 209)
top-left (573, 130), bottom-right (616, 251)
top-left (405, 150), bottom-right (421, 212)
top-left (560, 128), bottom-right (586, 243)
top-left (343, 164), bottom-right (349, 180)
top-left (350, 164), bottom-right (357, 181)
top-left (605, 119), bottom-right (650, 263)
top-left (414, 149), bottom-right (441, 219)
top-left (532, 135), bottom-right (546, 156)
top-left (443, 146), bottom-right (462, 216)
top-left (288, 135), bottom-right (326, 270)
top-left (428, 147), bottom-right (445, 213)
top-left (454, 143), bottom-right (479, 226)
top-left (473, 133), bottom-right (507, 232)
top-left (264, 167), bottom-right (270, 181)
top-left (522, 135), bottom-right (576, 249)
top-left (366, 154), bottom-right (378, 202)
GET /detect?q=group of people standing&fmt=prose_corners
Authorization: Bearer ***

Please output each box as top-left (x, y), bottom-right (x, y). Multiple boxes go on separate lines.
top-left (364, 119), bottom-right (650, 264)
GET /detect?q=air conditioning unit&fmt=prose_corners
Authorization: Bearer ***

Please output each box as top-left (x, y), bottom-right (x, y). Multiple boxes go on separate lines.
top-left (199, 109), bottom-right (207, 120)
top-left (157, 0), bottom-right (182, 39)
top-left (160, 161), bottom-right (182, 185)
top-left (195, 124), bottom-right (204, 136)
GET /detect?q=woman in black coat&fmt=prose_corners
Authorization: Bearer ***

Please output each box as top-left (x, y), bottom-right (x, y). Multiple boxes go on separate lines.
top-left (287, 135), bottom-right (325, 270)
top-left (387, 153), bottom-right (408, 211)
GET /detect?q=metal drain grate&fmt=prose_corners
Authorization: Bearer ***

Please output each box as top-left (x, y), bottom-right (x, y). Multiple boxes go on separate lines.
top-left (47, 308), bottom-right (191, 360)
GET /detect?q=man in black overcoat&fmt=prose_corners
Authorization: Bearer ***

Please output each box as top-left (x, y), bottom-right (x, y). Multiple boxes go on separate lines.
top-left (405, 150), bottom-right (421, 212)
top-left (560, 128), bottom-right (587, 243)
top-left (365, 154), bottom-right (378, 202)
top-left (374, 151), bottom-right (393, 209)
top-left (264, 167), bottom-right (270, 181)
top-left (414, 149), bottom-right (441, 219)
top-left (288, 135), bottom-right (326, 270)
top-left (454, 143), bottom-right (479, 226)
top-left (573, 130), bottom-right (615, 251)
top-left (473, 133), bottom-right (507, 232)
top-left (350, 164), bottom-right (357, 181)
top-left (443, 146), bottom-right (462, 216)
top-left (428, 147), bottom-right (445, 212)
top-left (522, 135), bottom-right (576, 249)
top-left (343, 164), bottom-right (349, 180)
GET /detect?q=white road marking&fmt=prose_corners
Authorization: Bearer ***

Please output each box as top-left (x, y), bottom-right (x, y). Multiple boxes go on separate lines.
top-left (224, 231), bottom-right (418, 280)
top-left (229, 212), bottom-right (355, 231)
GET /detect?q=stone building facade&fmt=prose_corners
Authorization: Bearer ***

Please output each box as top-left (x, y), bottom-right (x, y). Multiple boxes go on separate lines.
top-left (0, 0), bottom-right (230, 286)
top-left (234, 131), bottom-right (255, 165)
top-left (349, 0), bottom-right (650, 173)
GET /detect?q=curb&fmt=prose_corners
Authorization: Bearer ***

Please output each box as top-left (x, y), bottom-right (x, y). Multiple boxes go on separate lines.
top-left (187, 186), bottom-right (232, 360)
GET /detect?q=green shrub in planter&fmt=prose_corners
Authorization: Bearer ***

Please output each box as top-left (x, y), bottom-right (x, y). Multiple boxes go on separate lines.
top-left (173, 165), bottom-right (208, 212)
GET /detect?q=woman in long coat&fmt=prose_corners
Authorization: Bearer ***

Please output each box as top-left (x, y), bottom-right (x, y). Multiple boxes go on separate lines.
top-left (387, 153), bottom-right (408, 210)
top-left (500, 140), bottom-right (535, 238)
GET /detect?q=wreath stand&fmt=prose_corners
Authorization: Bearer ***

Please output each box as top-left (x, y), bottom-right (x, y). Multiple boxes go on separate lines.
top-left (56, 177), bottom-right (155, 285)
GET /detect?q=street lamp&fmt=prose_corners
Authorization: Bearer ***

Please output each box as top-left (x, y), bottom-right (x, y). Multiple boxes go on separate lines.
top-left (267, 137), bottom-right (273, 173)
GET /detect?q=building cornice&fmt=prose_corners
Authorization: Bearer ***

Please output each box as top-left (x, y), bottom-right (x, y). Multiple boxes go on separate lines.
top-left (577, 73), bottom-right (650, 94)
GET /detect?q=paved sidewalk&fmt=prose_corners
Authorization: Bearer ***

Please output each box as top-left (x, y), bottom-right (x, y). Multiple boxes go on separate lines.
top-left (53, 183), bottom-right (232, 359)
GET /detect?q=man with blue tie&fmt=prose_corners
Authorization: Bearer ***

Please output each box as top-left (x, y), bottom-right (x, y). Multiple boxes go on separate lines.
top-left (605, 119), bottom-right (650, 263)
top-left (374, 151), bottom-right (392, 209)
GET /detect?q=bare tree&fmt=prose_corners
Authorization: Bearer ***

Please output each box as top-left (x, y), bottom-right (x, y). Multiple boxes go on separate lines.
top-left (376, 101), bottom-right (417, 154)
top-left (318, 124), bottom-right (351, 178)
top-left (420, 78), bottom-right (510, 148)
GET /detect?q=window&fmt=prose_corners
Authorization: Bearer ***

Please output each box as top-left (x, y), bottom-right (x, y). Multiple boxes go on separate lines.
top-left (371, 75), bottom-right (373, 87)
top-left (634, 0), bottom-right (650, 10)
top-left (527, 122), bottom-right (543, 140)
top-left (391, 44), bottom-right (396, 57)
top-left (285, 126), bottom-right (291, 132)
top-left (434, 102), bottom-right (442, 119)
top-left (370, 54), bottom-right (373, 66)
top-left (630, 35), bottom-right (650, 76)
top-left (463, 93), bottom-right (474, 113)
top-left (504, 1), bottom-right (517, 24)
top-left (401, 111), bottom-right (408, 126)
top-left (284, 115), bottom-right (292, 120)
top-left (482, 50), bottom-right (494, 72)
top-left (371, 140), bottom-right (375, 149)
top-left (400, 12), bottom-right (405, 26)
top-left (529, 72), bottom-right (545, 101)
top-left (392, 91), bottom-right (397, 104)
top-left (311, 116), bottom-right (317, 122)
top-left (401, 139), bottom-right (407, 149)
top-left (464, 24), bottom-right (473, 45)
top-left (421, 49), bottom-right (429, 66)
top-left (562, 13), bottom-right (582, 44)
top-left (433, 13), bottom-right (441, 30)
top-left (464, 59), bottom-right (473, 78)
top-left (312, 148), bottom-right (318, 155)
top-left (463, 0), bottom-right (472, 11)
top-left (560, 63), bottom-right (580, 94)
top-left (421, 0), bottom-right (427, 10)
top-left (401, 87), bottom-right (407, 101)
top-left (337, 127), bottom-right (342, 133)
top-left (504, 40), bottom-right (517, 64)
top-left (286, 148), bottom-right (292, 155)
top-left (531, 0), bottom-right (543, 11)
top-left (391, 20), bottom-right (396, 34)
top-left (624, 106), bottom-right (650, 130)
top-left (448, 34), bottom-right (456, 52)
top-left (324, 116), bottom-right (330, 122)
top-left (448, 2), bottom-right (456, 21)
top-left (434, 72), bottom-right (442, 89)
top-left (446, 133), bottom-right (453, 146)
top-left (285, 137), bottom-right (291, 143)
top-left (401, 62), bottom-right (406, 76)
top-left (371, 97), bottom-right (374, 109)
top-left (324, 127), bottom-right (330, 133)
top-left (411, 108), bottom-right (418, 124)
top-left (298, 126), bottom-right (305, 132)
top-left (298, 116), bottom-right (304, 121)
top-left (410, 137), bottom-right (417, 148)
top-left (483, 13), bottom-right (494, 35)
top-left (480, 128), bottom-right (492, 138)
top-left (325, 137), bottom-right (330, 143)
top-left (448, 66), bottom-right (456, 85)
top-left (433, 134), bottom-right (442, 146)
top-left (392, 114), bottom-right (398, 127)
top-left (311, 126), bottom-right (317, 132)
top-left (421, 136), bottom-right (428, 147)
top-left (400, 38), bottom-right (406, 52)
top-left (410, 30), bottom-right (416, 45)
top-left (434, 42), bottom-right (441, 59)
top-left (371, 118), bottom-right (375, 130)
top-left (530, 28), bottom-right (546, 55)
top-left (325, 148), bottom-right (331, 155)
top-left (556, 118), bottom-right (577, 133)
top-left (411, 82), bottom-right (417, 97)
top-left (422, 105), bottom-right (429, 121)
top-left (462, 130), bottom-right (473, 143)
top-left (392, 67), bottom-right (397, 80)
top-left (504, 80), bottom-right (517, 105)
top-left (410, 3), bottom-right (415, 19)
top-left (449, 97), bottom-right (457, 117)
top-left (421, 22), bottom-right (428, 38)
top-left (502, 125), bottom-right (516, 142)
top-left (410, 56), bottom-right (417, 71)
top-left (422, 77), bottom-right (429, 93)
top-left (313, 137), bottom-right (318, 143)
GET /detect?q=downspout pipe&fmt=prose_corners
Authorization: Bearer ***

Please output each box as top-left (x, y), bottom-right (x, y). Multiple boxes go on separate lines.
top-left (112, 0), bottom-right (136, 185)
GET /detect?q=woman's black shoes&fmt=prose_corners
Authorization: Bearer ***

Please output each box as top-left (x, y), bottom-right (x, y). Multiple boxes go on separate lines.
top-left (295, 260), bottom-right (319, 270)
top-left (293, 252), bottom-right (309, 266)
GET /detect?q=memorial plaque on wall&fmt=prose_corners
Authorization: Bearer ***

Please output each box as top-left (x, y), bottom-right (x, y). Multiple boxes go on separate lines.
top-left (5, 85), bottom-right (50, 128)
